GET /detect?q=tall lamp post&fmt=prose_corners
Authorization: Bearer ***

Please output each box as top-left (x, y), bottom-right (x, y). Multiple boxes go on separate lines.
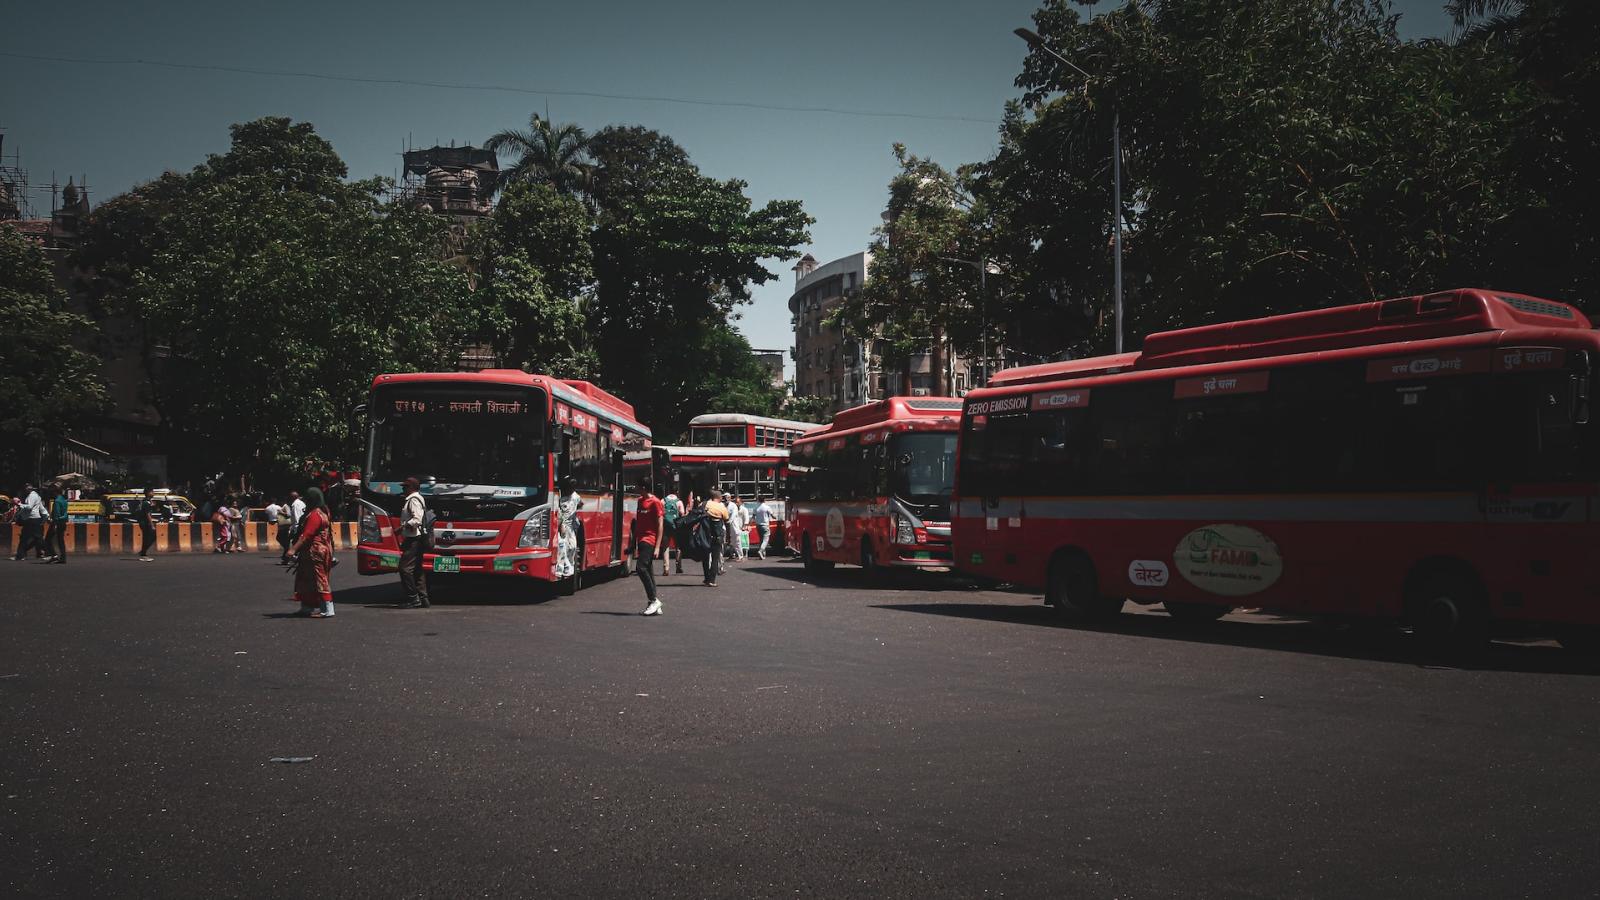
top-left (1013, 27), bottom-right (1124, 354)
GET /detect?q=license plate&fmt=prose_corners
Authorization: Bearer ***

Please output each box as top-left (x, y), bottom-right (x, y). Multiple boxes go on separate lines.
top-left (432, 556), bottom-right (459, 574)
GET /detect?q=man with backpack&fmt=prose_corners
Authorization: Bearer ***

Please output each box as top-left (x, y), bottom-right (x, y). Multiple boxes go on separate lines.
top-left (398, 476), bottom-right (432, 609)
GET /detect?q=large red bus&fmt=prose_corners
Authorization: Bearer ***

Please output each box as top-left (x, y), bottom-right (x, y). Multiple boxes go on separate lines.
top-left (356, 370), bottom-right (651, 594)
top-left (786, 397), bottom-right (963, 573)
top-left (953, 288), bottom-right (1600, 650)
top-left (652, 413), bottom-right (820, 552)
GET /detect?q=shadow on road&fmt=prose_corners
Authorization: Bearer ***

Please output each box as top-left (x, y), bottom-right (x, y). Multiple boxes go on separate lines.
top-left (741, 562), bottom-right (1007, 594)
top-left (327, 577), bottom-right (558, 609)
top-left (873, 601), bottom-right (1600, 676)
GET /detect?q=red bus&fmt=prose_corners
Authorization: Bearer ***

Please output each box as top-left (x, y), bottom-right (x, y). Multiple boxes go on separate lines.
top-left (356, 370), bottom-right (651, 593)
top-left (954, 288), bottom-right (1600, 650)
top-left (653, 414), bottom-right (821, 552)
top-left (786, 397), bottom-right (963, 573)
top-left (687, 413), bottom-right (817, 450)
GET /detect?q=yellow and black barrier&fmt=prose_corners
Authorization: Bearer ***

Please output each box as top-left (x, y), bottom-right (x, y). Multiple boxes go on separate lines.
top-left (3, 522), bottom-right (361, 555)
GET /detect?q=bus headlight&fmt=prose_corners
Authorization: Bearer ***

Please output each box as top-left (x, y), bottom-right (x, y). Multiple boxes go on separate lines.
top-left (894, 513), bottom-right (917, 545)
top-left (359, 507), bottom-right (381, 544)
top-left (518, 508), bottom-right (550, 548)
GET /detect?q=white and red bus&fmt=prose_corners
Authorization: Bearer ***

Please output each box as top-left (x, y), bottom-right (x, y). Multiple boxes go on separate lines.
top-left (786, 397), bottom-right (963, 573)
top-left (954, 288), bottom-right (1600, 650)
top-left (652, 414), bottom-right (819, 551)
top-left (687, 413), bottom-right (816, 450)
top-left (356, 370), bottom-right (651, 594)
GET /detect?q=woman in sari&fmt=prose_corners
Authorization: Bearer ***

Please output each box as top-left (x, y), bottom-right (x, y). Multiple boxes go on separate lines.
top-left (289, 487), bottom-right (335, 618)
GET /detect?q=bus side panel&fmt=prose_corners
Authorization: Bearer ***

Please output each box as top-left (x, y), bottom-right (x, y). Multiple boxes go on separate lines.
top-left (956, 495), bottom-right (1600, 627)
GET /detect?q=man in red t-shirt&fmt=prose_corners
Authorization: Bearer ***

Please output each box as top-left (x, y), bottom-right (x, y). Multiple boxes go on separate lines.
top-left (634, 488), bottom-right (666, 616)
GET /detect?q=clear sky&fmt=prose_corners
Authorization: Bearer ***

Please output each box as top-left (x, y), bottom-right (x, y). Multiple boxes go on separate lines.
top-left (2, 0), bottom-right (1456, 373)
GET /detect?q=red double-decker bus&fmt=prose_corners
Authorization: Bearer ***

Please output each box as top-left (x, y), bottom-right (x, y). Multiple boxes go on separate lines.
top-left (786, 397), bottom-right (963, 574)
top-left (954, 289), bottom-right (1600, 650)
top-left (356, 370), bottom-right (651, 594)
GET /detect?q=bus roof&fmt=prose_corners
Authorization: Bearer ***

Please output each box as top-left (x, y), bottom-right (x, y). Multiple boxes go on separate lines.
top-left (370, 370), bottom-right (649, 435)
top-left (986, 289), bottom-right (1592, 389)
top-left (688, 413), bottom-right (821, 431)
top-left (796, 396), bottom-right (963, 444)
top-left (652, 446), bottom-right (791, 460)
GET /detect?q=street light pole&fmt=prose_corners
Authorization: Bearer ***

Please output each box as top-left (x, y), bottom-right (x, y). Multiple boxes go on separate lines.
top-left (1013, 27), bottom-right (1124, 354)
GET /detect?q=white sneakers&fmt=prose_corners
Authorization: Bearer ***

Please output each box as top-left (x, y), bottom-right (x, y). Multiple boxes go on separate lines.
top-left (642, 599), bottom-right (663, 616)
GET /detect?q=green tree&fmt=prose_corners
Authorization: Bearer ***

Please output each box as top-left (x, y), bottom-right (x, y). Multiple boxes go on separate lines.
top-left (831, 144), bottom-right (998, 395)
top-left (982, 0), bottom-right (1546, 352)
top-left (485, 113), bottom-right (595, 197)
top-left (0, 226), bottom-right (107, 483)
top-left (473, 180), bottom-right (596, 374)
top-left (586, 136), bottom-right (811, 435)
top-left (79, 117), bottom-right (479, 485)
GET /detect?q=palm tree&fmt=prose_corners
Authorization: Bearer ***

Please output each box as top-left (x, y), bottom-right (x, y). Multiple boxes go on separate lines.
top-left (485, 113), bottom-right (594, 197)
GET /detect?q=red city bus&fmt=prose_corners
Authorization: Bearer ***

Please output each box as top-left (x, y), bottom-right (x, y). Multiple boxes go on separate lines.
top-left (953, 288), bottom-right (1600, 650)
top-left (687, 413), bottom-right (817, 450)
top-left (655, 413), bottom-right (820, 552)
top-left (356, 370), bottom-right (651, 594)
top-left (651, 445), bottom-right (795, 551)
top-left (786, 397), bottom-right (963, 573)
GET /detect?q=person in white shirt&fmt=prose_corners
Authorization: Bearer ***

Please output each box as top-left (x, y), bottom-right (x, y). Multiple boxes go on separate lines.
top-left (751, 495), bottom-right (775, 560)
top-left (399, 476), bottom-right (431, 609)
top-left (282, 490), bottom-right (306, 565)
top-left (728, 494), bottom-right (749, 560)
top-left (11, 484), bottom-right (47, 561)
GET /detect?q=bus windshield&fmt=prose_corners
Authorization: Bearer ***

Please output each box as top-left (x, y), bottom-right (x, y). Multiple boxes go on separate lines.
top-left (368, 385), bottom-right (548, 497)
top-left (891, 432), bottom-right (956, 506)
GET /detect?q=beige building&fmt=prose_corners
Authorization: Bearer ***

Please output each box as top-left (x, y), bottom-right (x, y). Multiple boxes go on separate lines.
top-left (788, 250), bottom-right (976, 416)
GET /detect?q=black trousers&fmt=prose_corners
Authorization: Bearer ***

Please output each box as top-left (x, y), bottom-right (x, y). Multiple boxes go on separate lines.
top-left (277, 523), bottom-right (293, 558)
top-left (702, 535), bottom-right (723, 584)
top-left (14, 519), bottom-right (45, 559)
top-left (46, 521), bottom-right (67, 560)
top-left (635, 539), bottom-right (657, 602)
top-left (400, 536), bottom-right (429, 605)
top-left (138, 519), bottom-right (156, 556)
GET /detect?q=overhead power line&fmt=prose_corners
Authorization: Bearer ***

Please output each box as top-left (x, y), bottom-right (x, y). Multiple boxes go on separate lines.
top-left (0, 51), bottom-right (1001, 126)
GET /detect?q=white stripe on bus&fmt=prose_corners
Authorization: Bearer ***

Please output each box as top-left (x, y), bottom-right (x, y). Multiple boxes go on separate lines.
top-left (954, 494), bottom-right (1500, 524)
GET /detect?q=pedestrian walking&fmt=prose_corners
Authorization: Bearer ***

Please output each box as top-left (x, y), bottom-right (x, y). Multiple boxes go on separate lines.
top-left (211, 502), bottom-right (231, 553)
top-left (10, 484), bottom-right (46, 562)
top-left (555, 476), bottom-right (583, 580)
top-left (398, 476), bottom-right (431, 609)
top-left (45, 486), bottom-right (68, 564)
top-left (288, 486), bottom-right (335, 618)
top-left (281, 490), bottom-right (304, 565)
top-left (226, 499), bottom-right (244, 552)
top-left (134, 486), bottom-right (157, 561)
top-left (752, 494), bottom-right (775, 560)
top-left (661, 489), bottom-right (683, 576)
top-left (701, 490), bottom-right (729, 586)
top-left (729, 494), bottom-right (749, 561)
top-left (634, 486), bottom-right (665, 615)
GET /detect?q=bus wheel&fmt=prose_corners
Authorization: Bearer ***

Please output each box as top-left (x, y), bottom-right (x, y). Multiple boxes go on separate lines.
top-left (802, 537), bottom-right (833, 574)
top-left (1046, 553), bottom-right (1121, 621)
top-left (1163, 600), bottom-right (1230, 623)
top-left (1406, 570), bottom-right (1487, 655)
top-left (860, 541), bottom-right (880, 577)
top-left (559, 554), bottom-right (583, 596)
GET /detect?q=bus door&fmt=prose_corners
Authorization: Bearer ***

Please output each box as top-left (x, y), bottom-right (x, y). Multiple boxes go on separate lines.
top-left (612, 448), bottom-right (626, 562)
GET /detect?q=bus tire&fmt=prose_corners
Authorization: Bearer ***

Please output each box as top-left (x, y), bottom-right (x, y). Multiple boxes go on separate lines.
top-left (1163, 600), bottom-right (1230, 623)
top-left (802, 536), bottom-right (833, 574)
top-left (860, 540), bottom-right (880, 577)
top-left (1046, 552), bottom-right (1121, 621)
top-left (1405, 566), bottom-right (1488, 655)
top-left (559, 553), bottom-right (583, 596)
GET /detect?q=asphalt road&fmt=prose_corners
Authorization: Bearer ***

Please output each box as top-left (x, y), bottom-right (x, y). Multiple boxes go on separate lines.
top-left (4, 551), bottom-right (1599, 898)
